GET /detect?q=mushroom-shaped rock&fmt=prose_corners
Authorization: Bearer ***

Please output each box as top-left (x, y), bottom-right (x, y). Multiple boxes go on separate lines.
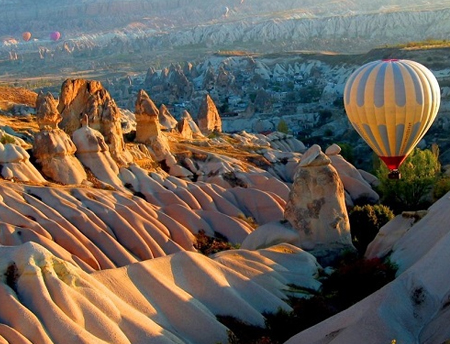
top-left (197, 94), bottom-right (222, 135)
top-left (326, 143), bottom-right (379, 204)
top-left (284, 144), bottom-right (355, 262)
top-left (135, 89), bottom-right (160, 143)
top-left (72, 115), bottom-right (124, 190)
top-left (33, 130), bottom-right (87, 185)
top-left (0, 143), bottom-right (46, 183)
top-left (34, 92), bottom-right (87, 185)
top-left (134, 90), bottom-right (171, 161)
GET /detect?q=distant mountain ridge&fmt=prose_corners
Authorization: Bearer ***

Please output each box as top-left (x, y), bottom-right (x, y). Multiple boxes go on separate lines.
top-left (2, 0), bottom-right (450, 51)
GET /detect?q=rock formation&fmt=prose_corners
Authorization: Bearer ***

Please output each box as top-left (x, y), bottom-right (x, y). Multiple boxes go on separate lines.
top-left (284, 144), bottom-right (354, 262)
top-left (134, 89), bottom-right (171, 162)
top-left (33, 92), bottom-right (87, 185)
top-left (197, 94), bottom-right (222, 135)
top-left (326, 143), bottom-right (379, 205)
top-left (180, 110), bottom-right (203, 137)
top-left (0, 142), bottom-right (46, 183)
top-left (158, 104), bottom-right (178, 131)
top-left (34, 91), bottom-right (62, 130)
top-left (286, 192), bottom-right (450, 344)
top-left (134, 89), bottom-right (160, 142)
top-left (72, 114), bottom-right (124, 190)
top-left (57, 78), bottom-right (132, 166)
top-left (177, 116), bottom-right (194, 139)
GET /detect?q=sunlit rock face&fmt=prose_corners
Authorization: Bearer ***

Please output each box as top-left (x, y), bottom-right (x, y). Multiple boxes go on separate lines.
top-left (284, 144), bottom-right (354, 262)
top-left (57, 78), bottom-right (131, 166)
top-left (197, 94), bottom-right (222, 135)
top-left (158, 104), bottom-right (178, 131)
top-left (33, 92), bottom-right (87, 185)
top-left (35, 91), bottom-right (61, 130)
top-left (72, 115), bottom-right (124, 190)
top-left (134, 89), bottom-right (172, 162)
top-left (134, 89), bottom-right (161, 143)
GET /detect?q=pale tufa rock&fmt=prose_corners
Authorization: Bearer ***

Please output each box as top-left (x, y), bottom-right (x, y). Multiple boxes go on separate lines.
top-left (72, 115), bottom-right (125, 190)
top-left (284, 144), bottom-right (354, 263)
top-left (326, 143), bottom-right (379, 204)
top-left (0, 143), bottom-right (46, 183)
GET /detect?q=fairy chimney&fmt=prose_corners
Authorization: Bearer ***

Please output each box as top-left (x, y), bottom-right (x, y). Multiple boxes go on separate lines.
top-left (197, 94), bottom-right (222, 135)
top-left (135, 89), bottom-right (161, 143)
top-left (33, 92), bottom-right (87, 185)
top-left (284, 144), bottom-right (355, 262)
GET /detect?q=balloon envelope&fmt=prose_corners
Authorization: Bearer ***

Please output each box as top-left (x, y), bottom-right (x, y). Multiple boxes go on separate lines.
top-left (344, 59), bottom-right (440, 171)
top-left (22, 31), bottom-right (32, 41)
top-left (50, 31), bottom-right (61, 41)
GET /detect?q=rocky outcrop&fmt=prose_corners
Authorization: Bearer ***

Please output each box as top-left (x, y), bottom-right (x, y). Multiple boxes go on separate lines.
top-left (177, 116), bottom-right (194, 139)
top-left (57, 79), bottom-right (131, 166)
top-left (326, 143), bottom-right (379, 205)
top-left (284, 144), bottom-right (354, 262)
top-left (134, 89), bottom-right (160, 142)
top-left (33, 92), bottom-right (87, 185)
top-left (180, 110), bottom-right (203, 137)
top-left (0, 143), bottom-right (46, 183)
top-left (197, 94), bottom-right (222, 135)
top-left (286, 192), bottom-right (450, 344)
top-left (72, 115), bottom-right (124, 190)
top-left (134, 90), bottom-right (171, 162)
top-left (35, 91), bottom-right (61, 130)
top-left (158, 104), bottom-right (178, 131)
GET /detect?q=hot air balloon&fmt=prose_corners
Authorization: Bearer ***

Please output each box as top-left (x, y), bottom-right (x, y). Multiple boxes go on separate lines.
top-left (344, 59), bottom-right (440, 179)
top-left (50, 31), bottom-right (61, 41)
top-left (22, 31), bottom-right (32, 42)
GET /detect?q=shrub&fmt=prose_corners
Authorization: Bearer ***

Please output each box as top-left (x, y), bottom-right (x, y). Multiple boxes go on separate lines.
top-left (276, 119), bottom-right (289, 134)
top-left (0, 134), bottom-right (15, 144)
top-left (349, 204), bottom-right (394, 253)
top-left (194, 230), bottom-right (239, 255)
top-left (322, 257), bottom-right (397, 309)
top-left (432, 175), bottom-right (450, 201)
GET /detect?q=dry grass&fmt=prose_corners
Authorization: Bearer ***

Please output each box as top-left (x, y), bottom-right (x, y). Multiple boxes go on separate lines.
top-left (0, 86), bottom-right (38, 111)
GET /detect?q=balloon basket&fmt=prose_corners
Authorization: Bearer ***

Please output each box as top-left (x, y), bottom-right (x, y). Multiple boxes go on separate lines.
top-left (388, 170), bottom-right (401, 180)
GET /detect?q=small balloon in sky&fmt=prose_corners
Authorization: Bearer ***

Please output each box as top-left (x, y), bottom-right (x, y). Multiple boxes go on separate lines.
top-left (50, 31), bottom-right (61, 41)
top-left (22, 31), bottom-right (32, 41)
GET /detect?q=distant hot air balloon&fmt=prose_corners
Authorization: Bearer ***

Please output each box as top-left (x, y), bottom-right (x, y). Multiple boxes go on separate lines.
top-left (50, 31), bottom-right (61, 41)
top-left (22, 31), bottom-right (32, 42)
top-left (344, 59), bottom-right (440, 179)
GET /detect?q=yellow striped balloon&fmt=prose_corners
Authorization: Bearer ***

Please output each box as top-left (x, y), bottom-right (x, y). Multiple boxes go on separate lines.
top-left (344, 59), bottom-right (440, 173)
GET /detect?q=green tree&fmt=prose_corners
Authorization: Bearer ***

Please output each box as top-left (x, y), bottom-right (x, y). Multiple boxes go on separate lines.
top-left (336, 142), bottom-right (355, 165)
top-left (277, 119), bottom-right (289, 134)
top-left (349, 204), bottom-right (394, 253)
top-left (375, 148), bottom-right (441, 213)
